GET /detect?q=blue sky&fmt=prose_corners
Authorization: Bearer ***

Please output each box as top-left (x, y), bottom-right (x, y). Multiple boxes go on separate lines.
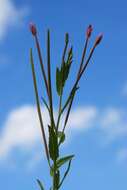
top-left (0, 0), bottom-right (127, 190)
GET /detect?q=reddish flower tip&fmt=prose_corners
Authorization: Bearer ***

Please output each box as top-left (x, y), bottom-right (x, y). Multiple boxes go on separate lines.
top-left (29, 23), bottom-right (37, 36)
top-left (95, 33), bottom-right (103, 46)
top-left (86, 25), bottom-right (93, 38)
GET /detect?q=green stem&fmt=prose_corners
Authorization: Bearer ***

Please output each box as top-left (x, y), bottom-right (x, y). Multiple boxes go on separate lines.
top-left (56, 94), bottom-right (62, 131)
top-left (47, 30), bottom-right (55, 129)
top-left (30, 48), bottom-right (50, 167)
top-left (35, 35), bottom-right (49, 98)
top-left (53, 160), bottom-right (56, 190)
top-left (58, 160), bottom-right (71, 189)
top-left (62, 44), bottom-right (96, 132)
top-left (77, 37), bottom-right (89, 78)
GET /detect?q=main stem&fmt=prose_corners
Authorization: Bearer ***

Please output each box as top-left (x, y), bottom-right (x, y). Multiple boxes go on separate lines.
top-left (53, 160), bottom-right (57, 190)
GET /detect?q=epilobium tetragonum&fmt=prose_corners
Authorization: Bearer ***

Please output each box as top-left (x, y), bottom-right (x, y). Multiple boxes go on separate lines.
top-left (29, 24), bottom-right (103, 190)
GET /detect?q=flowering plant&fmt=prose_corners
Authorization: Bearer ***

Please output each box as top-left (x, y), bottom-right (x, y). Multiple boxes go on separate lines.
top-left (29, 23), bottom-right (102, 190)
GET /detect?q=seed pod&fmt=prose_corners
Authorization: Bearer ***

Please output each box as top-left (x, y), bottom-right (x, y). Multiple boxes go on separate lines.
top-left (86, 25), bottom-right (93, 38)
top-left (95, 33), bottom-right (103, 46)
top-left (29, 23), bottom-right (37, 36)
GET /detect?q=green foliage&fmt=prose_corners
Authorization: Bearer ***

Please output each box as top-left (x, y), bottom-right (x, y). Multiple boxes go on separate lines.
top-left (56, 47), bottom-right (73, 96)
top-left (56, 155), bottom-right (74, 169)
top-left (37, 179), bottom-right (45, 190)
top-left (58, 160), bottom-right (72, 188)
top-left (48, 125), bottom-right (59, 161)
top-left (29, 25), bottom-right (102, 190)
top-left (42, 97), bottom-right (50, 114)
top-left (57, 131), bottom-right (65, 144)
top-left (56, 67), bottom-right (61, 96)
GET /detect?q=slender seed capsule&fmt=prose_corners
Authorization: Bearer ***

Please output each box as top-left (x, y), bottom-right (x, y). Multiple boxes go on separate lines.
top-left (29, 23), bottom-right (37, 36)
top-left (95, 33), bottom-right (103, 46)
top-left (86, 25), bottom-right (93, 38)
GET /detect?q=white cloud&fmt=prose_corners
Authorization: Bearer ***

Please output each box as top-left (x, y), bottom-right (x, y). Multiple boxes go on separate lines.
top-left (0, 105), bottom-right (97, 167)
top-left (99, 108), bottom-right (127, 142)
top-left (0, 104), bottom-right (127, 168)
top-left (0, 0), bottom-right (28, 39)
top-left (68, 106), bottom-right (98, 130)
top-left (0, 105), bottom-right (50, 160)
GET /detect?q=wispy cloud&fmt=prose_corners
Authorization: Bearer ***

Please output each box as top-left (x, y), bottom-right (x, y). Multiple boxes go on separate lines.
top-left (99, 107), bottom-right (127, 142)
top-left (68, 106), bottom-right (98, 130)
top-left (0, 105), bottom-right (49, 160)
top-left (0, 0), bottom-right (28, 39)
top-left (0, 105), bottom-right (97, 168)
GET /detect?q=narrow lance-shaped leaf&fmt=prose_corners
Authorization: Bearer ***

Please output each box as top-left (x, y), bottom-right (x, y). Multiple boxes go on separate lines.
top-left (58, 160), bottom-right (72, 189)
top-left (56, 67), bottom-right (62, 96)
top-left (30, 48), bottom-right (50, 164)
top-left (57, 131), bottom-right (65, 145)
top-left (56, 46), bottom-right (73, 96)
top-left (41, 97), bottom-right (51, 116)
top-left (37, 179), bottom-right (45, 190)
top-left (48, 125), bottom-right (59, 161)
top-left (56, 155), bottom-right (74, 168)
top-left (61, 47), bottom-right (73, 88)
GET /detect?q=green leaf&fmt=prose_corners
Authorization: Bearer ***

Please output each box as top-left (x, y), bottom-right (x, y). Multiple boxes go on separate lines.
top-left (56, 47), bottom-right (73, 96)
top-left (61, 47), bottom-right (73, 87)
top-left (57, 131), bottom-right (65, 144)
top-left (56, 155), bottom-right (74, 169)
top-left (37, 179), bottom-right (45, 190)
top-left (41, 97), bottom-right (50, 114)
top-left (50, 166), bottom-right (54, 177)
top-left (48, 125), bottom-right (59, 160)
top-left (61, 64), bottom-right (69, 86)
top-left (66, 47), bottom-right (73, 66)
top-left (56, 67), bottom-right (62, 96)
top-left (58, 160), bottom-right (72, 189)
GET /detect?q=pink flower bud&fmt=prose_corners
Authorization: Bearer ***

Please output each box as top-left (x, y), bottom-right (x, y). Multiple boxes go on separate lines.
top-left (29, 23), bottom-right (37, 36)
top-left (86, 25), bottom-right (93, 38)
top-left (95, 33), bottom-right (103, 46)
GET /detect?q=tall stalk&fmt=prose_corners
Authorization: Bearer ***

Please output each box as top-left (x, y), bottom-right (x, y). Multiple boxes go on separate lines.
top-left (29, 23), bottom-right (103, 190)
